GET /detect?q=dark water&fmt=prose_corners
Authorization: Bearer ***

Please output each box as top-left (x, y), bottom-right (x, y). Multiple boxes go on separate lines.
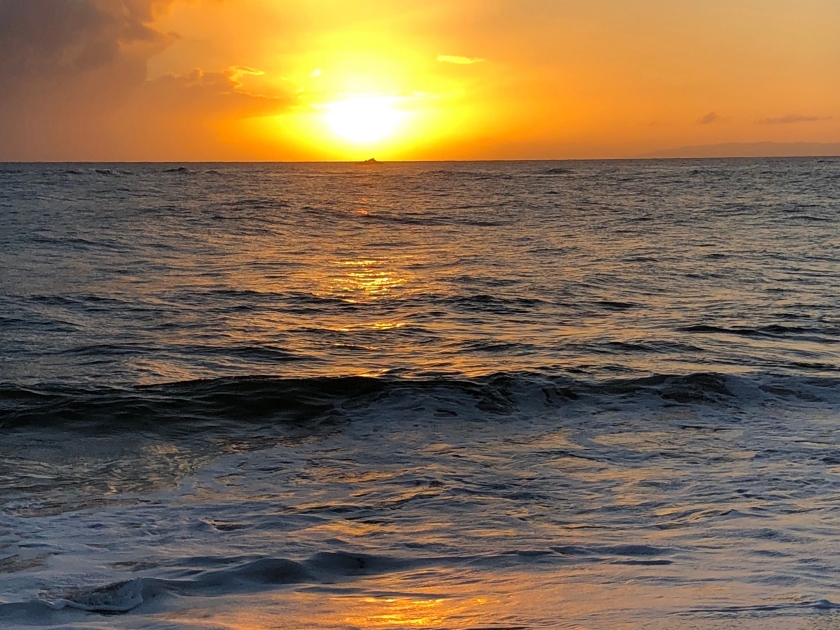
top-left (2, 160), bottom-right (840, 629)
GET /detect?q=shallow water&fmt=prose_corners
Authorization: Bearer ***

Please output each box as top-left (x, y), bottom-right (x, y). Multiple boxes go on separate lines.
top-left (2, 159), bottom-right (840, 628)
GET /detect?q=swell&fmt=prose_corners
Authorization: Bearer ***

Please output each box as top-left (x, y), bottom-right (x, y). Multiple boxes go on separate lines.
top-left (4, 547), bottom-right (838, 619)
top-left (679, 323), bottom-right (840, 341)
top-left (0, 552), bottom-right (416, 617)
top-left (0, 546), bottom-right (689, 617)
top-left (0, 377), bottom-right (386, 431)
top-left (0, 545), bottom-right (680, 616)
top-left (2, 371), bottom-right (839, 432)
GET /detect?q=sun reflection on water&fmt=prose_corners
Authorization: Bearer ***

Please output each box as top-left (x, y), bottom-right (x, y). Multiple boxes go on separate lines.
top-left (347, 597), bottom-right (446, 627)
top-left (331, 259), bottom-right (408, 301)
top-left (373, 322), bottom-right (404, 330)
top-left (341, 595), bottom-right (490, 628)
top-left (167, 586), bottom-right (498, 630)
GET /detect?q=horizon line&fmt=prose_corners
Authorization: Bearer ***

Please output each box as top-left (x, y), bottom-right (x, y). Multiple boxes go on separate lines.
top-left (2, 155), bottom-right (840, 164)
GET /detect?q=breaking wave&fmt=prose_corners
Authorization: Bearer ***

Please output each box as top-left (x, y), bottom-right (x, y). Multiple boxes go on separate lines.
top-left (3, 372), bottom-right (838, 432)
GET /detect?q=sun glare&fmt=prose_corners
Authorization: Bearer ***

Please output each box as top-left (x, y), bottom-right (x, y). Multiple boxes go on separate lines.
top-left (325, 96), bottom-right (407, 144)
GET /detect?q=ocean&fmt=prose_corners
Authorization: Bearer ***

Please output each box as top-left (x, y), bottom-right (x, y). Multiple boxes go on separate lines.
top-left (2, 159), bottom-right (840, 629)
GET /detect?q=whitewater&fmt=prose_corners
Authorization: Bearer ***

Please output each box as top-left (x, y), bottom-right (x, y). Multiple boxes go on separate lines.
top-left (2, 159), bottom-right (840, 629)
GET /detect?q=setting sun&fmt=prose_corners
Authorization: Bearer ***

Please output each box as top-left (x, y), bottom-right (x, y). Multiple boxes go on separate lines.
top-left (324, 96), bottom-right (408, 144)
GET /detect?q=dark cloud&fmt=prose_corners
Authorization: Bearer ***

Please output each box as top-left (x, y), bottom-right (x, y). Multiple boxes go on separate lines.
top-left (0, 0), bottom-right (177, 158)
top-left (697, 112), bottom-right (719, 125)
top-left (0, 0), bottom-right (174, 84)
top-left (0, 64), bottom-right (294, 160)
top-left (760, 114), bottom-right (832, 124)
top-left (0, 1), bottom-right (293, 160)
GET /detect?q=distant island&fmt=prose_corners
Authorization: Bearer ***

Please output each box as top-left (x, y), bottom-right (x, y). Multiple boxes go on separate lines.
top-left (640, 142), bottom-right (840, 159)
top-left (357, 158), bottom-right (380, 164)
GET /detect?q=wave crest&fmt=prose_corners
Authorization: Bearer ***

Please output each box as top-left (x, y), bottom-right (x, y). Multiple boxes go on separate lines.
top-left (2, 371), bottom-right (838, 432)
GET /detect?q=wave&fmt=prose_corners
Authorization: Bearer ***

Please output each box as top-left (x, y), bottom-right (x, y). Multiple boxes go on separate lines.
top-left (442, 294), bottom-right (549, 314)
top-left (2, 371), bottom-right (839, 432)
top-left (679, 323), bottom-right (840, 342)
top-left (421, 169), bottom-right (514, 180)
top-left (0, 552), bottom-right (415, 618)
top-left (0, 546), bottom-right (680, 617)
top-left (93, 168), bottom-right (133, 177)
top-left (4, 546), bottom-right (838, 620)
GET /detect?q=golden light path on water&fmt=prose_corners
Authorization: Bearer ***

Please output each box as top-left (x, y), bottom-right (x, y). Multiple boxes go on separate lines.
top-left (330, 259), bottom-right (409, 301)
top-left (158, 591), bottom-right (491, 629)
top-left (135, 569), bottom-right (812, 630)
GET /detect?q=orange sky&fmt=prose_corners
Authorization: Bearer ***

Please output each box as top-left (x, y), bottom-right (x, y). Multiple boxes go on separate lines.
top-left (1, 0), bottom-right (839, 161)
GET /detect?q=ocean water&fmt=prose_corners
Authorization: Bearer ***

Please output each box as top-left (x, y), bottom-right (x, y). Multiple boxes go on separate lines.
top-left (2, 159), bottom-right (840, 629)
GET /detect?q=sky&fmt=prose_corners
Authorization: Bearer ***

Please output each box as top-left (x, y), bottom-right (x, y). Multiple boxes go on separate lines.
top-left (1, 0), bottom-right (839, 161)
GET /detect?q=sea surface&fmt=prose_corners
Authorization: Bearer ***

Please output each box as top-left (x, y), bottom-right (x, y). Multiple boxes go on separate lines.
top-left (2, 159), bottom-right (840, 629)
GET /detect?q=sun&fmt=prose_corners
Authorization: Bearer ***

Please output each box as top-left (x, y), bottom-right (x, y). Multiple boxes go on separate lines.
top-left (325, 96), bottom-right (407, 144)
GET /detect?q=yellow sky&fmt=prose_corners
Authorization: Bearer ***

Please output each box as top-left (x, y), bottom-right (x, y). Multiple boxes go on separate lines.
top-left (1, 0), bottom-right (839, 160)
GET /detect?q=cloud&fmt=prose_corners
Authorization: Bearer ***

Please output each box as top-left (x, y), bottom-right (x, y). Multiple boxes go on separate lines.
top-left (698, 112), bottom-right (719, 125)
top-left (0, 2), bottom-right (296, 160)
top-left (0, 62), bottom-right (294, 160)
top-left (0, 0), bottom-right (175, 86)
top-left (437, 55), bottom-right (485, 65)
top-left (226, 66), bottom-right (266, 89)
top-left (139, 66), bottom-right (291, 118)
top-left (760, 114), bottom-right (832, 124)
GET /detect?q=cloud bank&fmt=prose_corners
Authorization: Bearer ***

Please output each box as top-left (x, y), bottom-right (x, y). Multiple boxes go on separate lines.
top-left (0, 0), bottom-right (290, 160)
top-left (0, 0), bottom-right (173, 87)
